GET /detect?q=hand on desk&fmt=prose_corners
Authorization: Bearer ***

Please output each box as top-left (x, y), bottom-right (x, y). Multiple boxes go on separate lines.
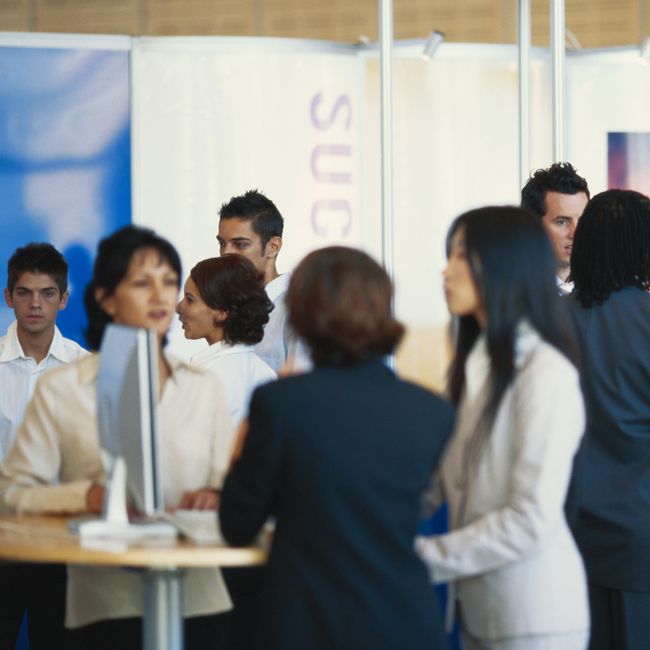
top-left (85, 483), bottom-right (105, 514)
top-left (178, 488), bottom-right (219, 511)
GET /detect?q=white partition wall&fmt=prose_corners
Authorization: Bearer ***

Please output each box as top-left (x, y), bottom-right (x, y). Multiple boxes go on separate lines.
top-left (131, 37), bottom-right (366, 358)
top-left (2, 33), bottom-right (649, 377)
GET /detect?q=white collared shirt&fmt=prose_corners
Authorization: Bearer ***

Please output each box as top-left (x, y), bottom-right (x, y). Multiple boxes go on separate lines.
top-left (191, 340), bottom-right (276, 425)
top-left (255, 274), bottom-right (311, 373)
top-left (0, 321), bottom-right (88, 460)
top-left (556, 275), bottom-right (574, 295)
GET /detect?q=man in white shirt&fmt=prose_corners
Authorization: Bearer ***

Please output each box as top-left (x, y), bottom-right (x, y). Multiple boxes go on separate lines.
top-left (0, 242), bottom-right (87, 649)
top-left (521, 162), bottom-right (590, 295)
top-left (216, 189), bottom-right (308, 373)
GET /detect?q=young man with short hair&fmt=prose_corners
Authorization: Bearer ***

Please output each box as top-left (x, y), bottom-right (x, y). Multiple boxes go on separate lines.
top-left (217, 189), bottom-right (307, 373)
top-left (1, 243), bottom-right (87, 458)
top-left (521, 162), bottom-right (590, 294)
top-left (0, 242), bottom-right (87, 649)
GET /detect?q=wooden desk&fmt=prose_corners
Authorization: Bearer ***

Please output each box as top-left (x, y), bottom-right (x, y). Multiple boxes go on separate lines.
top-left (0, 515), bottom-right (265, 650)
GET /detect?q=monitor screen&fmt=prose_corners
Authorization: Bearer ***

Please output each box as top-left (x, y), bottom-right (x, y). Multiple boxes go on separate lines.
top-left (97, 324), bottom-right (164, 516)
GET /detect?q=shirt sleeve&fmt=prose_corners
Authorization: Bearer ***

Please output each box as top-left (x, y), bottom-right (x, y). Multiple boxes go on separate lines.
top-left (416, 353), bottom-right (585, 583)
top-left (220, 386), bottom-right (284, 546)
top-left (0, 376), bottom-right (92, 514)
top-left (207, 376), bottom-right (237, 490)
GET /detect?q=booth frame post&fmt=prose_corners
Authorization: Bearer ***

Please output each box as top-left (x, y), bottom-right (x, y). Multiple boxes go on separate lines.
top-left (551, 0), bottom-right (566, 162)
top-left (518, 0), bottom-right (531, 190)
top-left (379, 0), bottom-right (394, 279)
top-left (379, 0), bottom-right (396, 370)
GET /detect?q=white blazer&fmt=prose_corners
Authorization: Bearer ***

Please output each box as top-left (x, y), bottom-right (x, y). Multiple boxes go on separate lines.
top-left (417, 326), bottom-right (589, 641)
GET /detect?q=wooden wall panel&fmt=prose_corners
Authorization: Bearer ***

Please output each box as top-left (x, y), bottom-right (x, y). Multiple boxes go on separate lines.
top-left (146, 0), bottom-right (256, 36)
top-left (35, 0), bottom-right (140, 34)
top-left (262, 0), bottom-right (376, 42)
top-left (0, 0), bottom-right (30, 31)
top-left (394, 0), bottom-right (504, 42)
top-left (0, 0), bottom-right (648, 48)
top-left (530, 0), bottom-right (642, 47)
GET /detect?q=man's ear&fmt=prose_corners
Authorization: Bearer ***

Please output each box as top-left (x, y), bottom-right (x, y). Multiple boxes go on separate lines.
top-left (4, 288), bottom-right (13, 309)
top-left (265, 236), bottom-right (282, 259)
top-left (58, 291), bottom-right (69, 311)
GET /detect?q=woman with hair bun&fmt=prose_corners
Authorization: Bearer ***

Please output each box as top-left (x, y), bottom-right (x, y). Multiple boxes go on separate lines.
top-left (176, 255), bottom-right (276, 425)
top-left (220, 246), bottom-right (454, 650)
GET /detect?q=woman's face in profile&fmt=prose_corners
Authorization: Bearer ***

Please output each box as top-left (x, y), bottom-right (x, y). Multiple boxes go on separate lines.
top-left (443, 228), bottom-right (484, 325)
top-left (100, 247), bottom-right (179, 340)
top-left (176, 276), bottom-right (226, 345)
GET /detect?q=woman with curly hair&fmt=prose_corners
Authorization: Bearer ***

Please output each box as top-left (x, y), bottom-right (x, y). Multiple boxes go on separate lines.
top-left (565, 189), bottom-right (650, 650)
top-left (176, 255), bottom-right (276, 426)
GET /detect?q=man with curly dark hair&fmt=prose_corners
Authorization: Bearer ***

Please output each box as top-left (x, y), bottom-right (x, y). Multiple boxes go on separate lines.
top-left (521, 162), bottom-right (590, 294)
top-left (216, 189), bottom-right (308, 373)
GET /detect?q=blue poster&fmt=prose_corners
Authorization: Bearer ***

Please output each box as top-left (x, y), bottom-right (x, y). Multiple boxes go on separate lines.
top-left (0, 44), bottom-right (131, 347)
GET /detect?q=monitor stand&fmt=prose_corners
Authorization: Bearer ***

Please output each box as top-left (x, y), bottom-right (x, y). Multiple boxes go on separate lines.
top-left (70, 456), bottom-right (176, 540)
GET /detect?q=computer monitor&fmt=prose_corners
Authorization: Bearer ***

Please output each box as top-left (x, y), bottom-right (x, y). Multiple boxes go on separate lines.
top-left (97, 324), bottom-right (164, 516)
top-left (72, 324), bottom-right (174, 539)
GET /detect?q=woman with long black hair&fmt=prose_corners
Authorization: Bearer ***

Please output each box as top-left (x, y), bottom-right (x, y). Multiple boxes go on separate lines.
top-left (416, 207), bottom-right (589, 650)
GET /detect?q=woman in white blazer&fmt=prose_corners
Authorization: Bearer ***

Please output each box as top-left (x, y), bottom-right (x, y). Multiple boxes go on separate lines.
top-left (416, 206), bottom-right (589, 650)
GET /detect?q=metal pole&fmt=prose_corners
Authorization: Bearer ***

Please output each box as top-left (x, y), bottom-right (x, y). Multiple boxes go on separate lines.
top-left (551, 0), bottom-right (566, 162)
top-left (379, 0), bottom-right (395, 370)
top-left (518, 0), bottom-right (531, 190)
top-left (142, 568), bottom-right (185, 650)
top-left (379, 0), bottom-right (394, 280)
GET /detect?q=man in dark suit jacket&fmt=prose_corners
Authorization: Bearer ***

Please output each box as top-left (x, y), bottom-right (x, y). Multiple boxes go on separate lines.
top-left (220, 246), bottom-right (453, 650)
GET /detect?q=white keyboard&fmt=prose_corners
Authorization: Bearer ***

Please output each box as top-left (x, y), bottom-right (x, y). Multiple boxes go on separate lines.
top-left (163, 510), bottom-right (223, 544)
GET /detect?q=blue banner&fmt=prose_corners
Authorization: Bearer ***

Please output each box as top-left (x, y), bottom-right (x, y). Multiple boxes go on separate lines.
top-left (0, 44), bottom-right (131, 347)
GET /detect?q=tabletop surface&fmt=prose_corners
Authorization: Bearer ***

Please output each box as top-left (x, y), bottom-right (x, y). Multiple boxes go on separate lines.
top-left (0, 515), bottom-right (266, 569)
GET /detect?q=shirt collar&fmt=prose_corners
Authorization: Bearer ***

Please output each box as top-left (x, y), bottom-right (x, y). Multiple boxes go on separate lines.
top-left (265, 273), bottom-right (290, 302)
top-left (556, 275), bottom-right (574, 295)
top-left (78, 350), bottom-right (186, 386)
top-left (48, 326), bottom-right (76, 363)
top-left (0, 321), bottom-right (72, 363)
top-left (191, 341), bottom-right (253, 365)
top-left (0, 321), bottom-right (23, 362)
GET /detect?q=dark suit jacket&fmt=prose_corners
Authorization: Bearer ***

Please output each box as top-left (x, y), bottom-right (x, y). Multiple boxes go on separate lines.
top-left (565, 287), bottom-right (650, 591)
top-left (220, 358), bottom-right (453, 650)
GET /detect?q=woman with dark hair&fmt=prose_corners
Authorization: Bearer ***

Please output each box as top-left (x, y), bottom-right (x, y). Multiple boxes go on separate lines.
top-left (220, 246), bottom-right (454, 650)
top-left (176, 255), bottom-right (276, 425)
top-left (416, 207), bottom-right (589, 650)
top-left (0, 225), bottom-right (234, 649)
top-left (565, 190), bottom-right (650, 650)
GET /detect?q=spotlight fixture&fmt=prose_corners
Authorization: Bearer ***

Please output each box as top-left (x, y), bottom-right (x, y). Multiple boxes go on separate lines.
top-left (422, 30), bottom-right (445, 61)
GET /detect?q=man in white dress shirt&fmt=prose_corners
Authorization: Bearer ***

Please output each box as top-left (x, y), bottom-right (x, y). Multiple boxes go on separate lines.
top-left (0, 242), bottom-right (87, 649)
top-left (521, 162), bottom-right (590, 295)
top-left (217, 190), bottom-right (308, 373)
